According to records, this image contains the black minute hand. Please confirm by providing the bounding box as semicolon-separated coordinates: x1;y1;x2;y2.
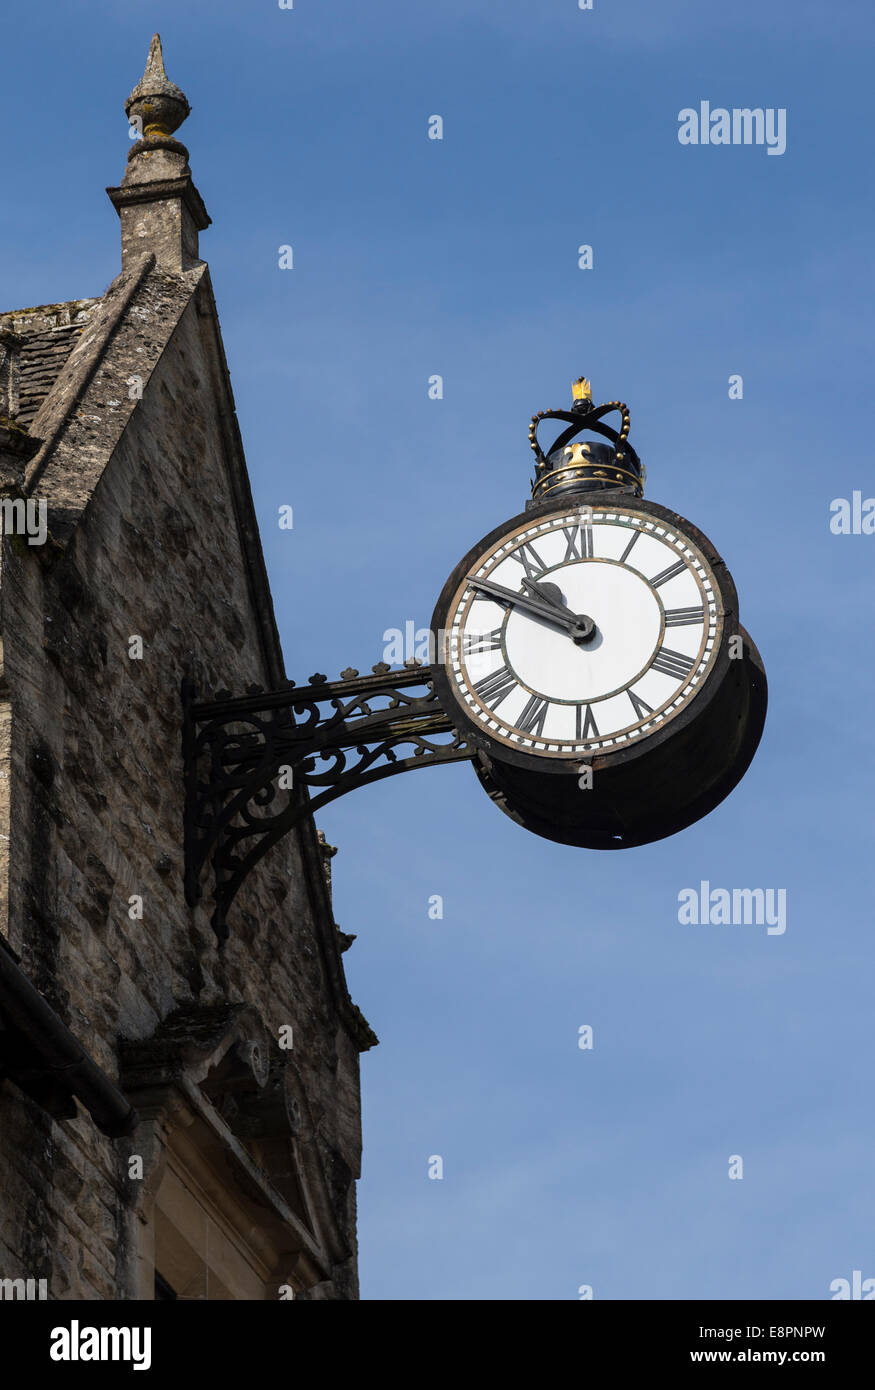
470;577;587;636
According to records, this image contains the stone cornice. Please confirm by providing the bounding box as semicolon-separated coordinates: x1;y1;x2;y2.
106;175;211;232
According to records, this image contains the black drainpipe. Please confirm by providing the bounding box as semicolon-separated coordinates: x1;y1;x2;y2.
0;940;137;1137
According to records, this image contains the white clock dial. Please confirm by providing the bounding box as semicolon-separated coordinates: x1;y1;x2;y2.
444;507;722;756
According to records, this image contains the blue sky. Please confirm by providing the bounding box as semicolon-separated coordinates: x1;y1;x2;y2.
5;0;875;1299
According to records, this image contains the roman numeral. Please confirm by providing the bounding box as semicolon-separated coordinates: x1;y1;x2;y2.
510;541;546;579
619;528;641;563
562;521;593;560
664;605;704;627
463;628;503;655
474;664;517;710
628;688;653;721
575;704;599;740
649;557;687;589
517;694;549;737
651;645;694;680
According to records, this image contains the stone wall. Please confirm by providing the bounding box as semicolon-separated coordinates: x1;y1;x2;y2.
0;273;367;1298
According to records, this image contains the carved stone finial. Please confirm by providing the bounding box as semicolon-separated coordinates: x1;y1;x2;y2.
107;33;211;272
126;34;191;139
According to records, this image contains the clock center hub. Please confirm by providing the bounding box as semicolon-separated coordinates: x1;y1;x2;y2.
570;613;596;645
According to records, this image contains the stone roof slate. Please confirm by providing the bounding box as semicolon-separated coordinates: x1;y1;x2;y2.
0;300;97;428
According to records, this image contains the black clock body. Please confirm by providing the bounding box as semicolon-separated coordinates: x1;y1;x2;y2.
430;491;767;849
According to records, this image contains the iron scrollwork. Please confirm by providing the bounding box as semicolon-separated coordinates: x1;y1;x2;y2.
183;664;473;941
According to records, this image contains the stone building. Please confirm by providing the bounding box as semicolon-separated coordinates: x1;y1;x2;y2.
0;36;375;1300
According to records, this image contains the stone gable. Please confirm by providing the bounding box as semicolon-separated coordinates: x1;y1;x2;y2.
0;35;372;1301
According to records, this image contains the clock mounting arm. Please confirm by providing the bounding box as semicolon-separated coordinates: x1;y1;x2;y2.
182;663;473;942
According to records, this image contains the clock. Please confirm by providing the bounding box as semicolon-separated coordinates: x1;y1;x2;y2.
429;379;766;848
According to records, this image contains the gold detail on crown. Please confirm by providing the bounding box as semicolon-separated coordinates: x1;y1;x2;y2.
571;377;592;403
563;443;592;463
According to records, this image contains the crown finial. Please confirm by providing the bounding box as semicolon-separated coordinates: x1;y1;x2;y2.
528;378;644;501
126;33;191;138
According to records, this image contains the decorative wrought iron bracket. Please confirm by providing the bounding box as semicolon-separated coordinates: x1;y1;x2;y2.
183;664;474;941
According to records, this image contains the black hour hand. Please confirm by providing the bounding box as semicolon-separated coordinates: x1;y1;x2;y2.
520;577;566;611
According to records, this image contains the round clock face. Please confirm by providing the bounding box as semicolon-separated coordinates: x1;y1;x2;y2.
441;504;724;758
